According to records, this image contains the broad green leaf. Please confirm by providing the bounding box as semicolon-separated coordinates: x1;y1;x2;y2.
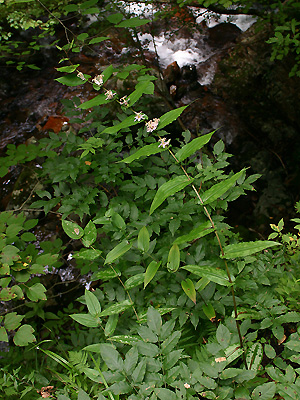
4;312;23;331
138;307;175;323
181;265;231;286
144;261;161;288
201;169;245;205
222;240;281;259
175;131;214;162
77;33;89;41
99;300;132;317
70;313;100;327
79;94;109;109
26;283;47;302
124;273;145;290
109;335;140;345
138;226;150;252
85;289;101;316
77;389;90;400
181;278;196;304
116;17;151;28
137;341;159;357
35;253;58;266
246;343;263;371
62;220;84;240
124;347;138;375
104;314;118;336
216;324;231;349
107;382;131;395
167;244;180;272
157;106;188;130
202;303;216;321
1;245;20;265
154;388;176;400
89;36;109;44
252;382;276;400
163;349;182;370
104;240;132;264
150;175;193;215
121;143;163;164
73;249;102;260
132;359;146;383
111;212;125;230
0;326;8;342
91;268;121;281
82;221;97;247
173;221;213;244
107;13;123;24
102;115;146;135
161;331;181;354
128;80;154;106
55;73;88;86
147;307;162;335
99;343;123;371
13;324;35;346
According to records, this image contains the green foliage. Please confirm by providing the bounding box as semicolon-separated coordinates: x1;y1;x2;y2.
1;5;300;400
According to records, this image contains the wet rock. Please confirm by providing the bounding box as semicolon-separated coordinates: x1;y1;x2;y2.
207;23;241;48
163;61;181;86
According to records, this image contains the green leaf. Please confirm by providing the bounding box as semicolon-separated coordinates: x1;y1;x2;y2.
56;64;79;73
4;312;23;331
154;388;176;400
99;343;123;371
73;249;102;260
26;283;47;302
70;313;100;327
157;106;187;130
121;143;163;164
111;212;126;230
0;326;8;342
82;221;97;247
181;278;196;304
161;331;181;354
62;220;84;240
137;341;159;357
144;261;161;288
79;94;109;109
109;335;140;345
55;73;87;86
124;273;145;290
77;389;90;400
138;226;150;252
21;232;36;241
107;13;123;24
201;169;245;205
85;289;101;316
77;33;89;41
116;17;151;28
102;115;145;135
175;131;214;162
222;241;281;259
173;221;213;244
216;324;231;349
104;240;132;264
252;382;276;400
89;36;109;44
104;314;118;336
124;347;138;375
246;343;263;371
147;307;162;335
13;324;36;346
91;268;121;281
150;175;193;215
99;300;132;317
128;80;154;106
167;244;180;272
181;265;231;286
202;303;216;321
132;359;146;383
107;382;131;395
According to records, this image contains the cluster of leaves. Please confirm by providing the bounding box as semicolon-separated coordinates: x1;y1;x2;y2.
1;7;300;400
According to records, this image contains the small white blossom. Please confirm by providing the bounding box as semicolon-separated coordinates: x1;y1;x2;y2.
77;71;86;81
92;74;104;86
119;96;130;107
67;253;73;261
105;90;116;100
134;112;147;122
184;383;190;389
158;137;171;148
146;118;160;132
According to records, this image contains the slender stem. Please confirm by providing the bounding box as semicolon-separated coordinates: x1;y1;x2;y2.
168;148;246;364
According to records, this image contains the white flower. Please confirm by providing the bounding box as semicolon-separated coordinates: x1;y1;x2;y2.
134;112;147;122
146;118;160;132
105;90;116;100
119;96;130;107
77;71;86;81
92;74;104;86
184;383;190;389
158;137;171;148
